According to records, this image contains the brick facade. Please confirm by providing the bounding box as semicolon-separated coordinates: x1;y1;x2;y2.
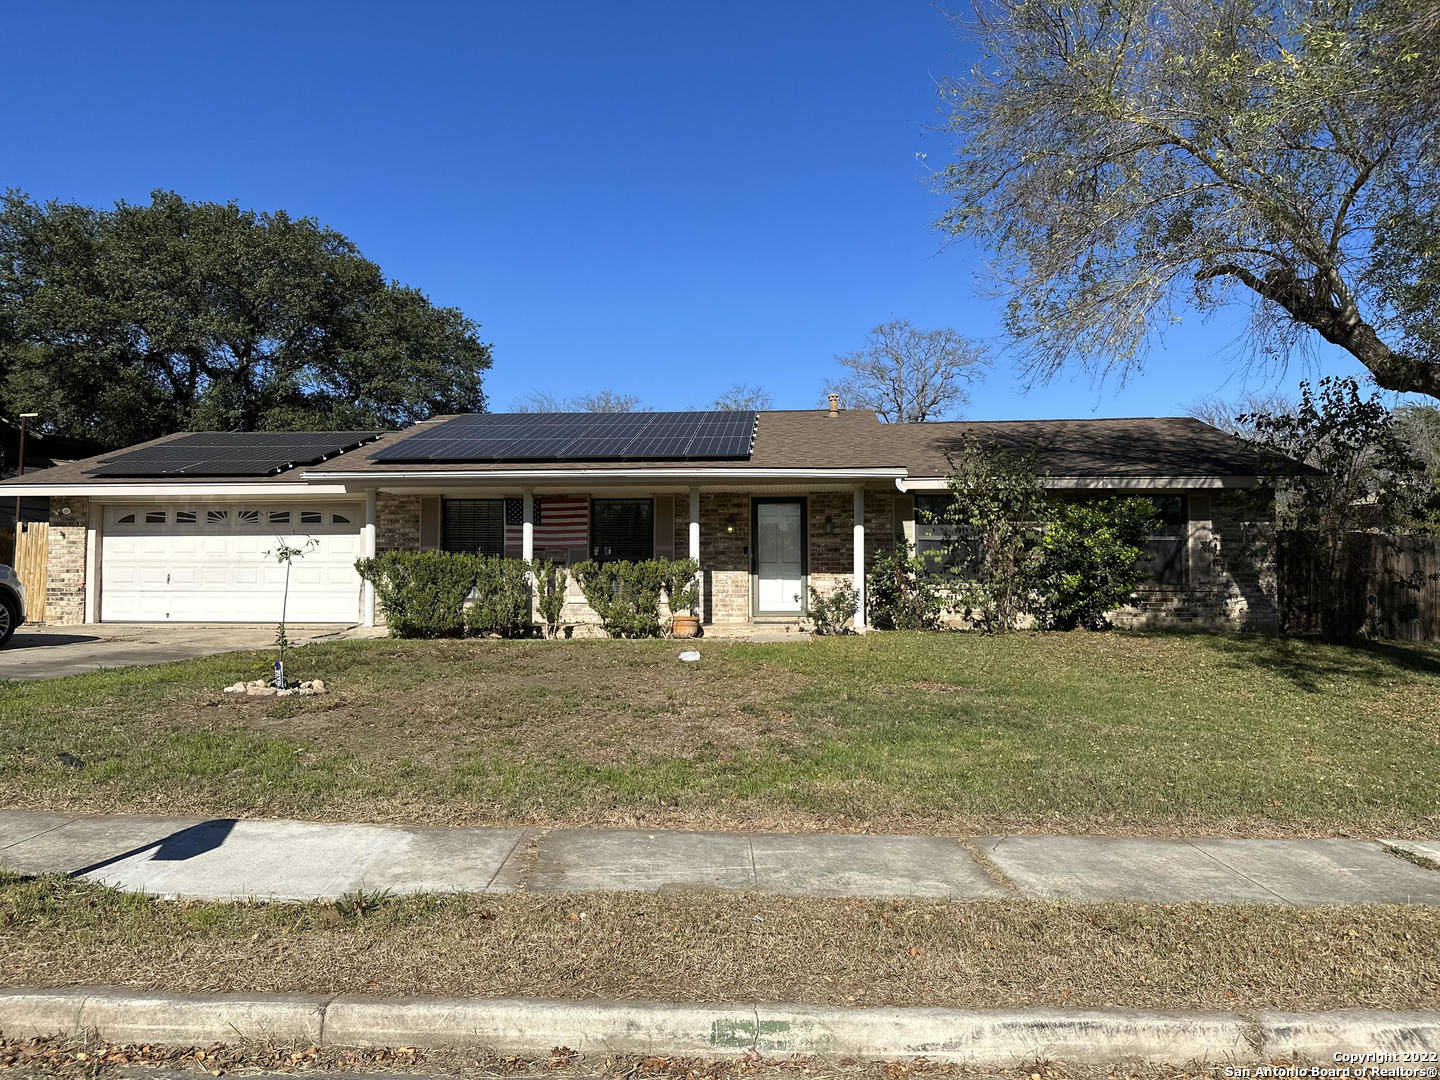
377;492;422;553
372;493;422;626
1110;490;1278;631
672;495;690;559
699;492;751;623
45;497;89;625
801;490;889;623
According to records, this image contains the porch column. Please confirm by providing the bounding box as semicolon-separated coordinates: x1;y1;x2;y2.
521;489;535;561
362;488;377;627
689;486;701;619
853;485;866;630
84;515;98;624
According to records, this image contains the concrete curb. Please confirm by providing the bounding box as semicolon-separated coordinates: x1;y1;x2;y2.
1;989;1438;1064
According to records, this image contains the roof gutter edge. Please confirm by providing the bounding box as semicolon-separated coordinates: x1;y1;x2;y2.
899;474;1261;491
302;466;910;482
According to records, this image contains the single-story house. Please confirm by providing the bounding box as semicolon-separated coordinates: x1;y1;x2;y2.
0;403;1277;630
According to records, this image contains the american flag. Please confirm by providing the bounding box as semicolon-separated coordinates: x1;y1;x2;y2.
505;497;589;555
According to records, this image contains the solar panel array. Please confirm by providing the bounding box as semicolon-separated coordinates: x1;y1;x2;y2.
373;411;759;463
88;431;384;477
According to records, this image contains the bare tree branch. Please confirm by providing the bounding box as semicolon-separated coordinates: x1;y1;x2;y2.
833;319;991;422
934;0;1440;398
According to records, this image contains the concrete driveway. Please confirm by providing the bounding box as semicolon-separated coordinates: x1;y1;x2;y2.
0;623;380;681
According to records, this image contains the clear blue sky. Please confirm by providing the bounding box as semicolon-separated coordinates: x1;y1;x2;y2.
5;1;1368;420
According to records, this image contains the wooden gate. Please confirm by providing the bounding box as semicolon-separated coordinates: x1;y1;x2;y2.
13;521;48;623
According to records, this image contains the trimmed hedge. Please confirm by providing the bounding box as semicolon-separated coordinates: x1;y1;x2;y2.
355;551;535;639
466;556;533;637
571;557;699;638
356;552;701;640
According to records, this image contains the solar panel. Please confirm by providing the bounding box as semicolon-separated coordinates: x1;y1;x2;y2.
374;411;758;463
89;431;384;477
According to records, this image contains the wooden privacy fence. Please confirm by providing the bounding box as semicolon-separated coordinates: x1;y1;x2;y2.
1277;530;1440;642
12;521;48;623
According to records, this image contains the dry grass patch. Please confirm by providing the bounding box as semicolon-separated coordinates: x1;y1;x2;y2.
0;1038;1250;1080
229;640;815;767
4;873;1439;1012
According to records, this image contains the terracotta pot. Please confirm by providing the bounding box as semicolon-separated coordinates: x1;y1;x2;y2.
671;614;701;639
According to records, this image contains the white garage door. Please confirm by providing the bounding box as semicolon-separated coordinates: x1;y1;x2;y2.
101;504;365;623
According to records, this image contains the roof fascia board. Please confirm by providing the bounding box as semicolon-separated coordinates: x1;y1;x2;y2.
899;475;1259;491
304;466;909;483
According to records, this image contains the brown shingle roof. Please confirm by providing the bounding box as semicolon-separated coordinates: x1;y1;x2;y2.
0;411;1264;488
878;417;1264;478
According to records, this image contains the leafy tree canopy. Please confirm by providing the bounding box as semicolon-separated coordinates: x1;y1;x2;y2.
935;0;1440;398
1243;376;1439;534
0;190;492;448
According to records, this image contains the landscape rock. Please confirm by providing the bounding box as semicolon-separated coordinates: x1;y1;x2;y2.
221;678;329;697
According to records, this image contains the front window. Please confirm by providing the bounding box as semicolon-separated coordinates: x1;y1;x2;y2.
590;498;654;562
913;493;980;579
442;499;505;555
1143;495;1188;586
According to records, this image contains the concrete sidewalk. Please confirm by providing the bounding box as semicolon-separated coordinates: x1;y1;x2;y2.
1;809;1438;905
0;623;382;681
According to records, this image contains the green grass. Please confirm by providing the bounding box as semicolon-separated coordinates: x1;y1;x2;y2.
3;871;1437;1011
2;631;1438;835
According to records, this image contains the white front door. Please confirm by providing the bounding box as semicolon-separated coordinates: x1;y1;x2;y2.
755;500;804;613
100;504;365;622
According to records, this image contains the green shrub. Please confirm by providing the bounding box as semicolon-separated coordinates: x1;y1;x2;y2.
531;559;568;638
571;558;698;638
806;582;859;635
658;558;700;622
935;435;1050;632
355;551;480;638
867;544;944;630
466;555;534;637
1034;498;1158;630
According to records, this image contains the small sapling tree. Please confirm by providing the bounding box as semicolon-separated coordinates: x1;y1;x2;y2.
264;536;319;687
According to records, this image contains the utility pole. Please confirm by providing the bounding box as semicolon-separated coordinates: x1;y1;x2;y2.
13;413;38;540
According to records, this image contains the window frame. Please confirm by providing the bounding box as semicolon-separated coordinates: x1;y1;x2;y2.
1141;494;1189;587
590;497;655;563
441;498;506;555
912;493;981;580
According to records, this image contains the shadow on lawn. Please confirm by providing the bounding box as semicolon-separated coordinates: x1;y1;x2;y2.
1191;633;1440;693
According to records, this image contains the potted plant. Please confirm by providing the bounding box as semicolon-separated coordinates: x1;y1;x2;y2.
664;558;701;639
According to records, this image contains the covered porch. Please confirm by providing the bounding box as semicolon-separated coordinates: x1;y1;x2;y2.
361;479;905;630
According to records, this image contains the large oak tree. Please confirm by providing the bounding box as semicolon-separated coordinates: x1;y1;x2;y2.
935;0;1440;397
0;190;492;447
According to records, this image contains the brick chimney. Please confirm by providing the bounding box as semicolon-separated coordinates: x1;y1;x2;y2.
826;393;840;417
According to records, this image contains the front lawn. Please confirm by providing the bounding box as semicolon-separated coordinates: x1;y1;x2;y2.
2;631;1438;836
